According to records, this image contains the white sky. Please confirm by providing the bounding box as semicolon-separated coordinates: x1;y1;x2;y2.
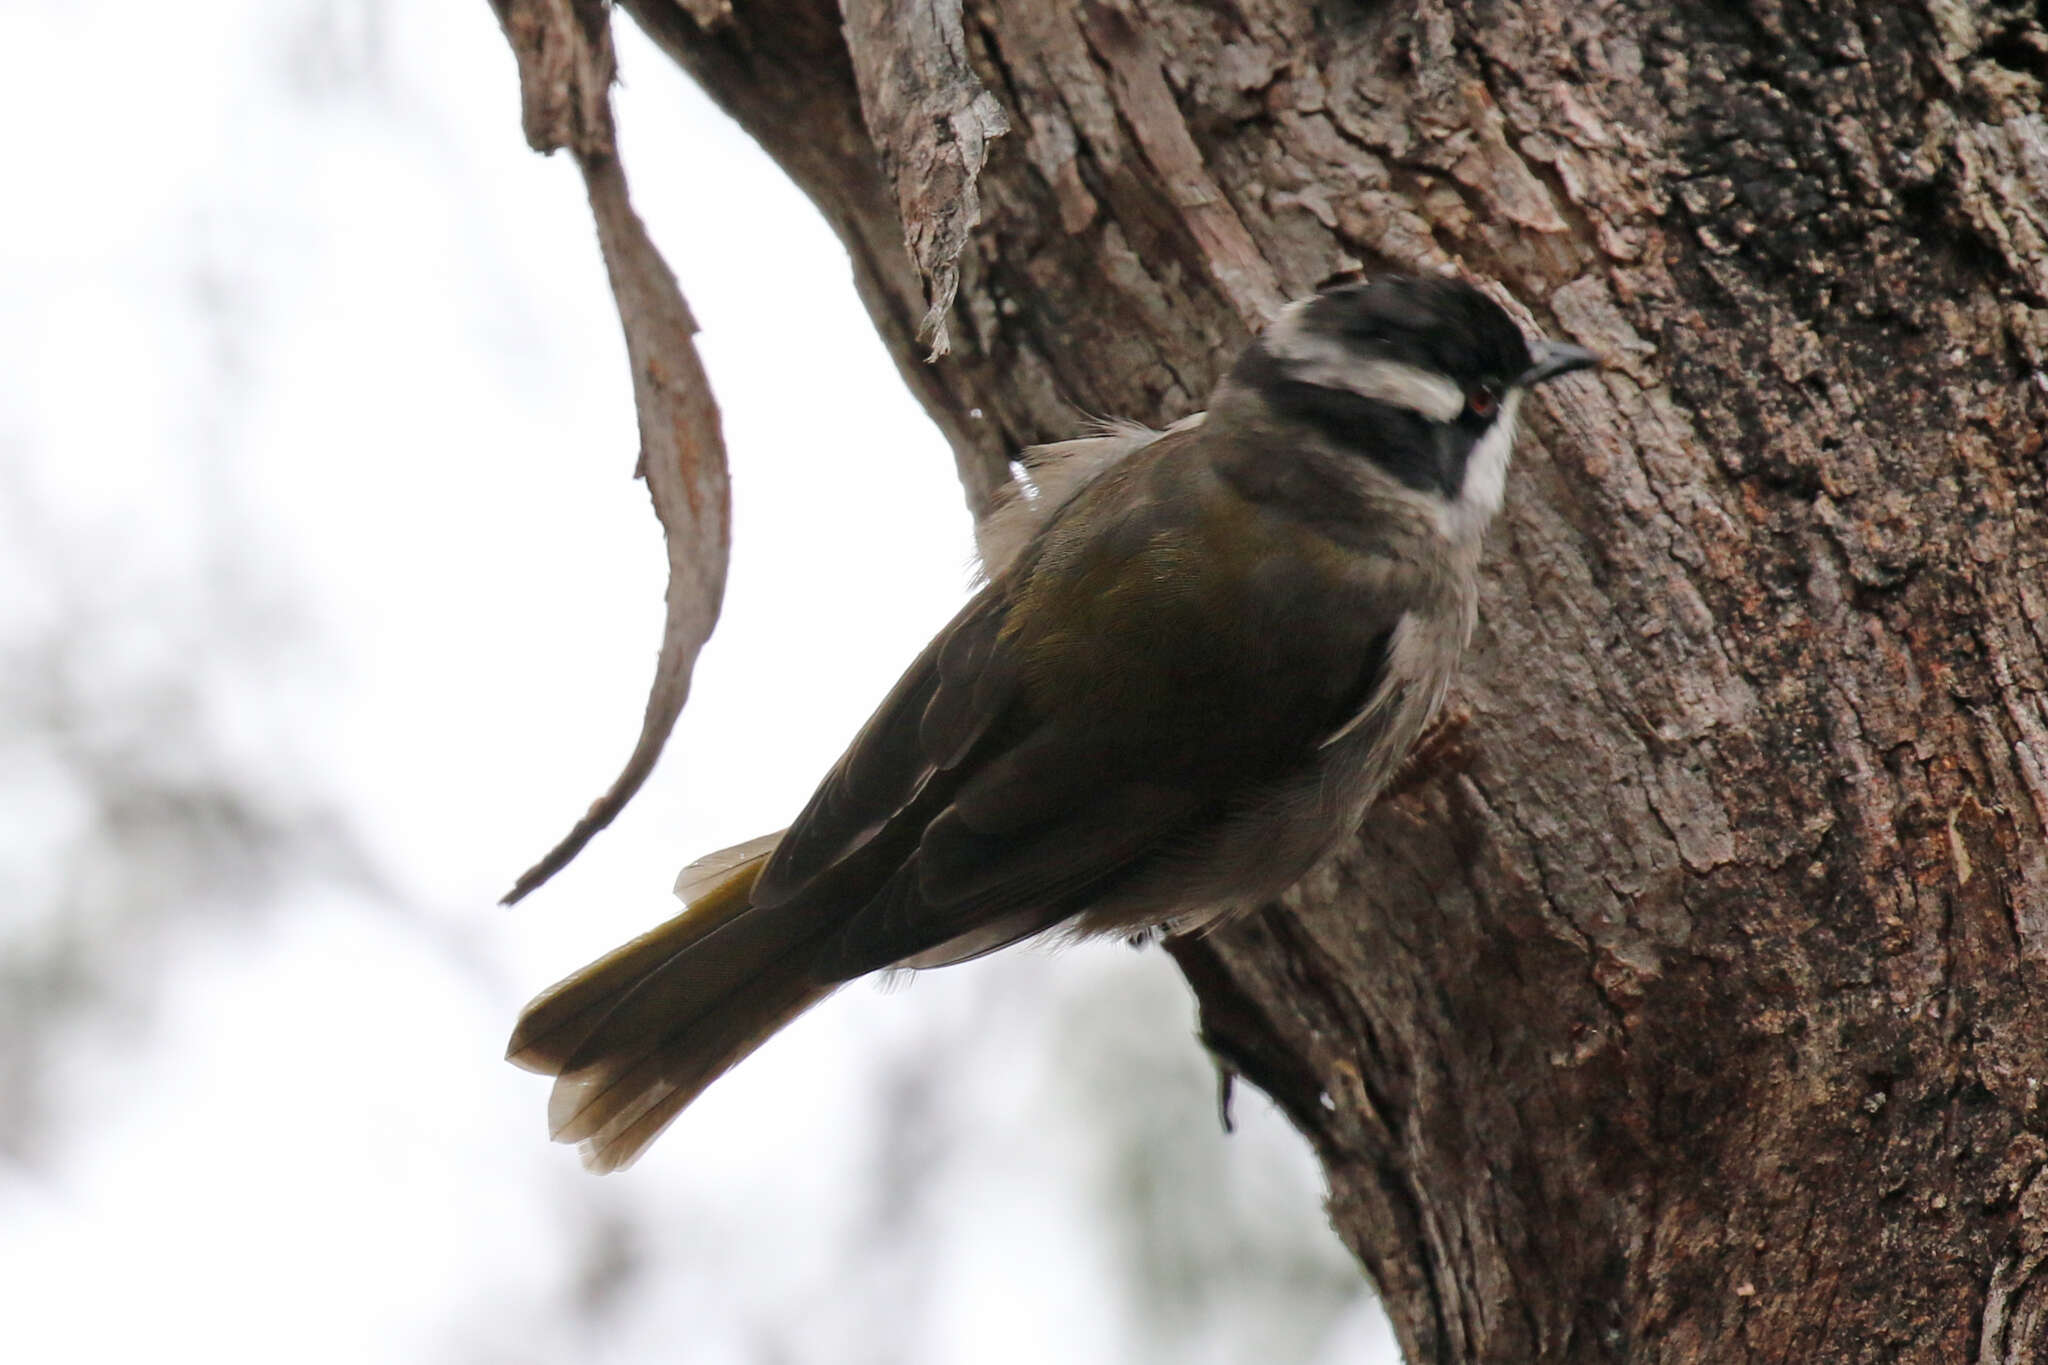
0;3;1398;1361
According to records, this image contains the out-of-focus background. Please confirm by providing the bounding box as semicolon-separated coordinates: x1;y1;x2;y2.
0;4;1399;1360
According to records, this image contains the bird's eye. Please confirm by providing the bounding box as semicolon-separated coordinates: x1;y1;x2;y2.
1466;385;1499;418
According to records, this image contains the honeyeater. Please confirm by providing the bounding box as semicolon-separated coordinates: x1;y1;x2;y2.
509;273;1598;1171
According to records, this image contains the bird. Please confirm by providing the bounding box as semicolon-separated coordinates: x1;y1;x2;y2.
508;273;1598;1171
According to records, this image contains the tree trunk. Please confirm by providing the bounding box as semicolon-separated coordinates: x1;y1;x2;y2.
618;1;2048;1359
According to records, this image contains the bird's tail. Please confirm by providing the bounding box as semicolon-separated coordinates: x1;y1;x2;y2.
506;831;833;1172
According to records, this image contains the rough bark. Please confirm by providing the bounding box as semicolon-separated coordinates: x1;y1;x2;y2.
615;1;2048;1360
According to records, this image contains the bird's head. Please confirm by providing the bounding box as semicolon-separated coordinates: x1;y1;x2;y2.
1224;274;1597;522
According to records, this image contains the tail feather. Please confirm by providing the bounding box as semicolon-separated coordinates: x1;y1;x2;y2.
561;967;833;1172
506;848;760;1075
671;831;785;901
507;832;835;1173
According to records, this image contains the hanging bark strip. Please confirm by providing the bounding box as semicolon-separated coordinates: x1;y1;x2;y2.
488;0;732;905
839;0;1010;359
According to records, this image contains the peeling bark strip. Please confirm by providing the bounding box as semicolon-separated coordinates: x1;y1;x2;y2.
579;1;2048;1360
840;0;1009;357
494;0;616;156
488;0;731;904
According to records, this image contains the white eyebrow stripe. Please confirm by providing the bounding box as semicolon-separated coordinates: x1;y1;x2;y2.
1260;313;1465;422
1335;359;1465;423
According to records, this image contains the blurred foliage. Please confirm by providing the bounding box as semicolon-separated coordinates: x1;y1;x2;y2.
0;475;377;1165
0;3;1388;1359
1061;957;1369;1363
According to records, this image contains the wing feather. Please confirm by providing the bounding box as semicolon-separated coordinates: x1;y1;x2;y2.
752;592;1014;910
758;426;1430;983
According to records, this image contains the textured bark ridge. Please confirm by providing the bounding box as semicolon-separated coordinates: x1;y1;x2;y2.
621;2;2048;1360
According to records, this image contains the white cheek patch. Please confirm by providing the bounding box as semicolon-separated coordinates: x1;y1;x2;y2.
1261;315;1465;422
1441;390;1521;542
